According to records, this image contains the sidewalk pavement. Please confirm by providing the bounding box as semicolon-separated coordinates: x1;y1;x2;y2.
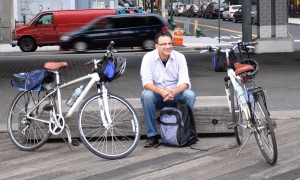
0;36;231;53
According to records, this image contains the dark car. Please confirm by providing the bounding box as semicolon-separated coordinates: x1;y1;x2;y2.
233;6;257;24
232;8;242;23
196;4;208;18
185;4;199;17
59;14;169;52
205;2;228;19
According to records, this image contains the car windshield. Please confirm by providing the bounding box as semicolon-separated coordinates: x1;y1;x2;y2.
81;17;103;30
213;3;227;8
232;6;241;10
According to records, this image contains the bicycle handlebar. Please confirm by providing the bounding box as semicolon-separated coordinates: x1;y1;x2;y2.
194;40;257;53
85;41;117;66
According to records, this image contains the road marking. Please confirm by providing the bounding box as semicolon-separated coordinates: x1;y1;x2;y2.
175;20;257;37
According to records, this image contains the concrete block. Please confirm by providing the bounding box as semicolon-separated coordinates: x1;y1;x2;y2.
254;36;294;53
59;96;234;140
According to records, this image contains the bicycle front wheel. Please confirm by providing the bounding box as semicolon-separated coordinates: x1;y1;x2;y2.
78;93;140;160
253;93;278;165
7;89;54;151
229;81;243;145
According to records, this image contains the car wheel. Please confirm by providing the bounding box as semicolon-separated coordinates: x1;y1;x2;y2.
19;37;37;52
210;14;213;19
73;41;88;53
233;17;237;23
142;40;155;50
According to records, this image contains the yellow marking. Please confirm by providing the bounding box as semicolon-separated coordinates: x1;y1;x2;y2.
175;20;257;37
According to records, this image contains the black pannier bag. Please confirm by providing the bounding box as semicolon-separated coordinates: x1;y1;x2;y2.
159;101;198;147
212;49;239;72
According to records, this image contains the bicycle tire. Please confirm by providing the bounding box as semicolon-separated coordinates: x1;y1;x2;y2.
78;93;140;160
229;81;243;145
7;89;55;151
253;93;278;165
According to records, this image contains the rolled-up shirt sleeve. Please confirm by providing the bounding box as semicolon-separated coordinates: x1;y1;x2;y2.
176;53;191;89
141;52;153;87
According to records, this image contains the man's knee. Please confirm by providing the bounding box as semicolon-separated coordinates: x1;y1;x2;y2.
182;89;196;100
181;89;196;109
141;90;155;100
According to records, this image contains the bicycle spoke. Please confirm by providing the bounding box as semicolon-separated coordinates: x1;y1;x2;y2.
79;93;140;160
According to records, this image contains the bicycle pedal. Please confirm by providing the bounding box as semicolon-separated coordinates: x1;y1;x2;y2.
71;139;80;146
227;122;237;129
43;104;53;111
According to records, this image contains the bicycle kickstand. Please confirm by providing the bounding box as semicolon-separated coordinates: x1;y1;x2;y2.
60;124;80;150
236;130;254;156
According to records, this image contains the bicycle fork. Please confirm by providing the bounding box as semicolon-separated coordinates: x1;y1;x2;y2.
97;83;113;129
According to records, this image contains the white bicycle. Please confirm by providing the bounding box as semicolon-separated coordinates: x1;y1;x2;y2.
7;41;140;160
196;41;278;165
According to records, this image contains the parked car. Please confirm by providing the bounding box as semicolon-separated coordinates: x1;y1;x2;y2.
174;4;186;16
233;6;257;24
196;3;208;18
182;4;192;17
205;2;228;19
168;2;183;16
185;4;199;17
59;14;169;52
222;5;241;21
10;9;117;52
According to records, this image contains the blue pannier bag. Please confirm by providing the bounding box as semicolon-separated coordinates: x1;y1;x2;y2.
104;60;115;79
212;50;239;72
11;70;55;91
159;101;198;147
99;59;115;82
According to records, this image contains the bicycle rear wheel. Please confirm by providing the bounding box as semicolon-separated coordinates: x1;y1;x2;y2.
7;89;54;151
78;93;140;160
253;93;278;165
229;81;243;145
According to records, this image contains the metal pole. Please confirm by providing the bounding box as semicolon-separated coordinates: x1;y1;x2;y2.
170;0;174;23
242;0;252;42
218;0;220;43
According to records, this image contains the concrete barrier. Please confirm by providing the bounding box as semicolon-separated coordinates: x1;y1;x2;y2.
62;96;234;139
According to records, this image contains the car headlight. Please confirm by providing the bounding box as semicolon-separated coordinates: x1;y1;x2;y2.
60;36;72;41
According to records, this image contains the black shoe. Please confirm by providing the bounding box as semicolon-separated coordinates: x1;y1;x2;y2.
144;136;159;148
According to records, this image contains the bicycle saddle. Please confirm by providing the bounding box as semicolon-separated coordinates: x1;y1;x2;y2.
44;62;68;71
234;62;254;76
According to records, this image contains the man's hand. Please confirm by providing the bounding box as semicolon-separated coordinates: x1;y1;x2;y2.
162;88;177;102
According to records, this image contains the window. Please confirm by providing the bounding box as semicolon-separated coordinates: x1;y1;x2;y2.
37;14;53;25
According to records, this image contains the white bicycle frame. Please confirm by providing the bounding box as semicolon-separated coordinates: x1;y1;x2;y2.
226;69;251;121
24;70;112;141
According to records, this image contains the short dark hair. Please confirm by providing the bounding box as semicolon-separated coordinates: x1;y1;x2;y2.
155;31;173;44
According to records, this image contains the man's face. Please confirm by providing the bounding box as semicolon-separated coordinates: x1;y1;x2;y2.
155;35;173;58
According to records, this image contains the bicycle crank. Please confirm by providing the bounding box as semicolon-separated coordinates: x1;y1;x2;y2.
49;113;65;135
